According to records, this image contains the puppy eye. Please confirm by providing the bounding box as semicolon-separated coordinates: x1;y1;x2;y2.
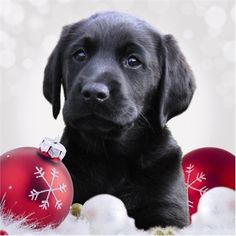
124;55;142;69
73;48;86;62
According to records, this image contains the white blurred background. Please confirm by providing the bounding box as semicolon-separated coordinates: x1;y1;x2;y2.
0;0;235;155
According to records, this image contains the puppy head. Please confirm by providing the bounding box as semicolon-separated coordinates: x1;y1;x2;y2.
43;12;195;138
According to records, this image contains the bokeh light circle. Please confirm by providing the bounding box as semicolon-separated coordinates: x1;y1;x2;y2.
205;6;226;29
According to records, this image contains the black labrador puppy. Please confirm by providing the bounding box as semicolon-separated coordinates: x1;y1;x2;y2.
43;12;195;230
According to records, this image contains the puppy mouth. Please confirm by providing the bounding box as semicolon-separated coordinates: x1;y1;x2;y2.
69;114;134;137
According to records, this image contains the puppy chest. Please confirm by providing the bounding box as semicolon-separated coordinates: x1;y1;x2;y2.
73;159;131;201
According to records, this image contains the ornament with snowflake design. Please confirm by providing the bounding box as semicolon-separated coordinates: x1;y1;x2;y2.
182;147;235;218
184;164;208;209
29;166;67;210
0;138;74;229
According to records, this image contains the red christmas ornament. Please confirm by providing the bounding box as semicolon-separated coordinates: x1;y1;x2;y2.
182;147;235;218
0;138;74;229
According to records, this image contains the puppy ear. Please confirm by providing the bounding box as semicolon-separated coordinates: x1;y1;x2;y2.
43;26;70;119
157;34;196;127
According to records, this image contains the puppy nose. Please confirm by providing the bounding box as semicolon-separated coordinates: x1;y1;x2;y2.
81;83;110;102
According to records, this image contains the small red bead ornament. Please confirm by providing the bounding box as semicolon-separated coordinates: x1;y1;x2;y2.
0;230;8;235
182;147;235;218
0;138;74;229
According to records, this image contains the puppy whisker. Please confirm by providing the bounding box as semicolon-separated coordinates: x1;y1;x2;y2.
138;112;155;134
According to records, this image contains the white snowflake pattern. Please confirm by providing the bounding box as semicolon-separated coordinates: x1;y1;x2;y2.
28;166;67;210
185;164;209;208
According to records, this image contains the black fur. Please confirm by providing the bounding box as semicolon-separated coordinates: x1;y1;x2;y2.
43;12;195;230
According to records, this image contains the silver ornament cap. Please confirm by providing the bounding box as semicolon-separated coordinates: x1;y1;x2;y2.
39;137;66;160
